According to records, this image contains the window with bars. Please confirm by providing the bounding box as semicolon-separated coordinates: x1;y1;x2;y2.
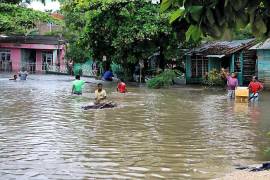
234;53;241;73
191;56;208;78
0;49;11;61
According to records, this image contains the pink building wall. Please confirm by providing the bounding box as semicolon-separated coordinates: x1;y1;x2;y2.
0;43;66;73
10;48;21;72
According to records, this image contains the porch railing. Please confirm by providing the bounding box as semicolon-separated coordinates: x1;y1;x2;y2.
46;64;68;74
0;60;12;72
20;62;36;74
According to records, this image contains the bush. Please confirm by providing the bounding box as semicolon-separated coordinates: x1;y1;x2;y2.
202;69;224;87
147;69;178;89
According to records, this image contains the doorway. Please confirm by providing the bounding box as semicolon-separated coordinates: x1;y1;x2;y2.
21;49;36;73
42;51;53;70
221;56;230;69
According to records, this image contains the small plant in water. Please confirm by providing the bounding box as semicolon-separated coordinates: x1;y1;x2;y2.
147;69;179;89
202;69;224;87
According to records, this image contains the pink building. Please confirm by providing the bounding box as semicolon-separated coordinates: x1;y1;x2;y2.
0;35;66;73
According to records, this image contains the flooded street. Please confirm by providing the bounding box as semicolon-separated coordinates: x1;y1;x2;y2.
0;74;270;179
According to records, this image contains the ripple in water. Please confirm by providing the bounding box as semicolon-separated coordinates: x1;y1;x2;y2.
0;74;270;179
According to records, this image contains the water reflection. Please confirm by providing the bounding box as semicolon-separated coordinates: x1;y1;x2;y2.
0;74;270;179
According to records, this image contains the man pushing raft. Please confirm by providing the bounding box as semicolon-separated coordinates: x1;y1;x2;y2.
82;83;116;110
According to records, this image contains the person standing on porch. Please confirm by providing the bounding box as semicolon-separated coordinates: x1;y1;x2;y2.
221;68;238;99
92;60;99;76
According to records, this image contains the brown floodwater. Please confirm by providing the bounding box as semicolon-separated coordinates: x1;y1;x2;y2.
0;74;270;179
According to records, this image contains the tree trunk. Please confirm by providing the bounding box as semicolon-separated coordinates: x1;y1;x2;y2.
159;33;166;70
159;45;165;70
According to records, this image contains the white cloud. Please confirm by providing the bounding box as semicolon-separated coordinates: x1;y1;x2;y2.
28;0;60;12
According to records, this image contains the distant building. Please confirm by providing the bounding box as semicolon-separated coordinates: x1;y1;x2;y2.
250;39;270;88
0;35;66;73
36;13;64;35
185;39;256;85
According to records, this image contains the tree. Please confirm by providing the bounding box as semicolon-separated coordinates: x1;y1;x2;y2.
0;0;46;4
0;0;21;3
63;0;180;73
0;3;60;34
161;0;270;41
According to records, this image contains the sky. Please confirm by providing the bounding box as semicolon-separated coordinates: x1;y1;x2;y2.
27;0;160;12
28;0;60;12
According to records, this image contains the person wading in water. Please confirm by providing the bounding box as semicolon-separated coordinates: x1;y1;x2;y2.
221;68;238;99
117;79;127;93
248;76;263;102
9;74;17;81
72;75;85;95
18;67;28;80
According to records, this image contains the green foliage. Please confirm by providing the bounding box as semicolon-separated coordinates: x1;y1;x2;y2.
0;0;21;3
65;43;91;63
0;3;59;34
202;69;224;87
62;0;180;66
160;0;270;41
111;63;134;81
147;69;178;89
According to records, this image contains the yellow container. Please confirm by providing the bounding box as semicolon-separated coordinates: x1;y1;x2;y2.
235;87;249;97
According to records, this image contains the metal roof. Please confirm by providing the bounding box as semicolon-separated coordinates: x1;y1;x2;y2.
250;39;270;50
187;38;256;57
0;35;65;45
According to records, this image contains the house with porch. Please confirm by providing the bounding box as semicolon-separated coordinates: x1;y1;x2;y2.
185;39;256;85
0;35;66;73
250;39;270;88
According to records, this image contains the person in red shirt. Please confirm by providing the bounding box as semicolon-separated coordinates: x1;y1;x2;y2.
117;79;127;93
248;76;263;102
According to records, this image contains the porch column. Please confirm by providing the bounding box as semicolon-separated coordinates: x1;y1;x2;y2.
53;50;57;65
36;50;42;73
185;55;191;83
11;48;21;72
230;54;235;73
59;48;66;71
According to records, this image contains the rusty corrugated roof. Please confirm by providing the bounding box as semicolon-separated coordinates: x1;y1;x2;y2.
187;38;256;57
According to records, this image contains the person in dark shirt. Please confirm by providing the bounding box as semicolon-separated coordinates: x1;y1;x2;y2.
102;69;113;81
9;74;17;81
